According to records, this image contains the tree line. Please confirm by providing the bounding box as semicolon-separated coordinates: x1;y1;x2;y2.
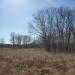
30;7;75;52
10;32;31;48
0;7;75;52
0;32;31;48
0;32;41;48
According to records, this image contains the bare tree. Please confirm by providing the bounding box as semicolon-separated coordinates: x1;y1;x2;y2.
64;8;75;51
29;8;56;51
55;7;66;51
15;34;22;45
22;35;31;46
10;32;16;48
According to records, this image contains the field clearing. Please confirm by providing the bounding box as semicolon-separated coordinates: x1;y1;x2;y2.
0;48;75;75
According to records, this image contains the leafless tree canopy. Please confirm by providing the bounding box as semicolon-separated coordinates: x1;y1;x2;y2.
30;7;75;52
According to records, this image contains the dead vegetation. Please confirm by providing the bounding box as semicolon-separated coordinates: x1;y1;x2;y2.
0;48;75;75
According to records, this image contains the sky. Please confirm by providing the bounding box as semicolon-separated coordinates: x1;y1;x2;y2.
0;0;75;43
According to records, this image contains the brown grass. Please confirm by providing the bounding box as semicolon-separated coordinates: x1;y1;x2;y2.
0;48;75;75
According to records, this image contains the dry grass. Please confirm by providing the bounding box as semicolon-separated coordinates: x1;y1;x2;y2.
0;48;75;75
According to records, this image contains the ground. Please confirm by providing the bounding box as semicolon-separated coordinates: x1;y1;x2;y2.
0;48;75;75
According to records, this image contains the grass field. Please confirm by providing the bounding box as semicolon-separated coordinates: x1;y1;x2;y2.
0;48;75;75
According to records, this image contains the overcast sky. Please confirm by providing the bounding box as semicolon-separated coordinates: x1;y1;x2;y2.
0;0;75;43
